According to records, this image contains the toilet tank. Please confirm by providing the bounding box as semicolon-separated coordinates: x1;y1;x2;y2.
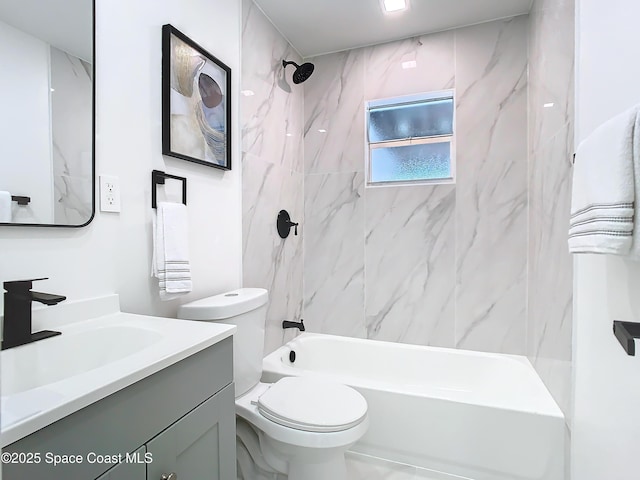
177;288;268;397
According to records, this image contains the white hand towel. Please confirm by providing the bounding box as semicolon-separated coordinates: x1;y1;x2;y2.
0;191;12;222
569;104;640;256
152;202;192;300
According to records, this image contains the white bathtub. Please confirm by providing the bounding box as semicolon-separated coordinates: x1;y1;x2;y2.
262;333;564;480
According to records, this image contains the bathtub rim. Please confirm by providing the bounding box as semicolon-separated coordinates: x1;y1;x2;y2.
262;332;564;418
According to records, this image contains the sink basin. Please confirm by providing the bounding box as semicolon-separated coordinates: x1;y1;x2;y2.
0;295;236;448
1;325;163;395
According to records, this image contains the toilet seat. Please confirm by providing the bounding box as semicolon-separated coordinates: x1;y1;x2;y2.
257;377;368;433
236;380;369;449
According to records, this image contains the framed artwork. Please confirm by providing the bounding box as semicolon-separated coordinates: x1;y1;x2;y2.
162;24;231;170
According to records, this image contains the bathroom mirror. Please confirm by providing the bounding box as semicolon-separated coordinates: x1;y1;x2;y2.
0;0;94;227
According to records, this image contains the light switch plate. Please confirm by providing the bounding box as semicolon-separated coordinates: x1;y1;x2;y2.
100;175;121;213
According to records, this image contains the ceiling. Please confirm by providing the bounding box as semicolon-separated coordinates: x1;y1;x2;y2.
253;0;533;58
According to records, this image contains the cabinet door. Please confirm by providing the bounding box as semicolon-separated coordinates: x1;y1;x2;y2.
146;383;236;480
96;447;147;480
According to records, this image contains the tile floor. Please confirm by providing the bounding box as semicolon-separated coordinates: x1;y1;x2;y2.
346;452;473;480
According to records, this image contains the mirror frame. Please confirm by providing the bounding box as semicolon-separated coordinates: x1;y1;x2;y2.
1;0;95;228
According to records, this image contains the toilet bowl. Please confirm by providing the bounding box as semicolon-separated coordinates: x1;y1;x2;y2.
238;379;368;479
178;288;368;480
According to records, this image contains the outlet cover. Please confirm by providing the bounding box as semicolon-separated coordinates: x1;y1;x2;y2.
99;175;121;213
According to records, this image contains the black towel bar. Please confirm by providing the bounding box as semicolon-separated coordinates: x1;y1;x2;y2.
11;195;30;206
613;320;640;356
151;170;187;209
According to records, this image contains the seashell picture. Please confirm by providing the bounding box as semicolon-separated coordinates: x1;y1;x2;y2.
162;24;231;170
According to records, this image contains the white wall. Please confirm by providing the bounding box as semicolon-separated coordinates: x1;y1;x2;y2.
0;0;242;318
572;0;640;478
0;20;53;224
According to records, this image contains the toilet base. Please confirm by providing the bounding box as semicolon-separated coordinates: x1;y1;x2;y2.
260;433;349;480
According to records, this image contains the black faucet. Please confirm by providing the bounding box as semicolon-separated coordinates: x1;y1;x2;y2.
282;319;305;332
2;278;66;350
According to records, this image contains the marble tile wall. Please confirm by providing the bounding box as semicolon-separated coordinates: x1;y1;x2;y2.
243;3;574;405
50;46;93;225
303;17;529;355
241;0;304;354
454;18;528;353
527;0;575;422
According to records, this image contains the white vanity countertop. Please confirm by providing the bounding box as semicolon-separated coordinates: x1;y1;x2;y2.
0;295;235;447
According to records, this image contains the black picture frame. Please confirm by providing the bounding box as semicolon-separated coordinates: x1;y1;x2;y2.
162;24;232;170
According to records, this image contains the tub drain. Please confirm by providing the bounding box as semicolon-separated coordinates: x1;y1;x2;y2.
289;350;296;363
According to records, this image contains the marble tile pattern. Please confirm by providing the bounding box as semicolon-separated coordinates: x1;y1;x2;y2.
303;172;366;338
246;3;571;381
50;46;93;225
528;0;575;156
363;30;455;100
304;49;365;175
364;185;455;347
527;0;575;423
241;0;305;354
243;155;304;353
454;17;529;354
241;0;304;174
303;17;530;354
528;124;573;422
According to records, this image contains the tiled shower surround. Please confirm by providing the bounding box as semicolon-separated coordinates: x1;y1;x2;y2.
527;0;575;421
304;17;529;353
242;1;573;421
241;0;304;354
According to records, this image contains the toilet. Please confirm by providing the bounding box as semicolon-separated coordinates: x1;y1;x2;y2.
178;288;368;480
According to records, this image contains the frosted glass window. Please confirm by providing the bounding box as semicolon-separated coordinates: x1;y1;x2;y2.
369;98;453;143
371;142;451;183
366;90;455;186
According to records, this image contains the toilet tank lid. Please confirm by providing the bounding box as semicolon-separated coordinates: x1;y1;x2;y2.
178;288;268;320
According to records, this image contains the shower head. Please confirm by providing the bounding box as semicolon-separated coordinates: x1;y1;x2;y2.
282;60;315;84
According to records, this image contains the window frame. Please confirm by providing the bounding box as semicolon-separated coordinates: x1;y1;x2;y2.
365;89;456;188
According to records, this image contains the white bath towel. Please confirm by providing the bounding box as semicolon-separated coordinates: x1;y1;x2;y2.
0;191;11;222
152;202;192;300
569;105;640;257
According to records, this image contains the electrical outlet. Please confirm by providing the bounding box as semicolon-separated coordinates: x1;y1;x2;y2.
100;175;121;213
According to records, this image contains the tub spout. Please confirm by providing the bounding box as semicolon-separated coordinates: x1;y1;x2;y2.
282;319;305;332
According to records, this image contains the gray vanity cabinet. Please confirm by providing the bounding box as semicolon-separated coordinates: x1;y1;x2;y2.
147;384;236;480
3;337;236;480
96;448;147;480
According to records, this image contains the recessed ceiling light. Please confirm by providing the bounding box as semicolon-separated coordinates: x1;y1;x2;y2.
318;129;327;133
286;133;293;137
402;60;417;69
543;102;555;108
241;90;255;97
383;0;407;12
